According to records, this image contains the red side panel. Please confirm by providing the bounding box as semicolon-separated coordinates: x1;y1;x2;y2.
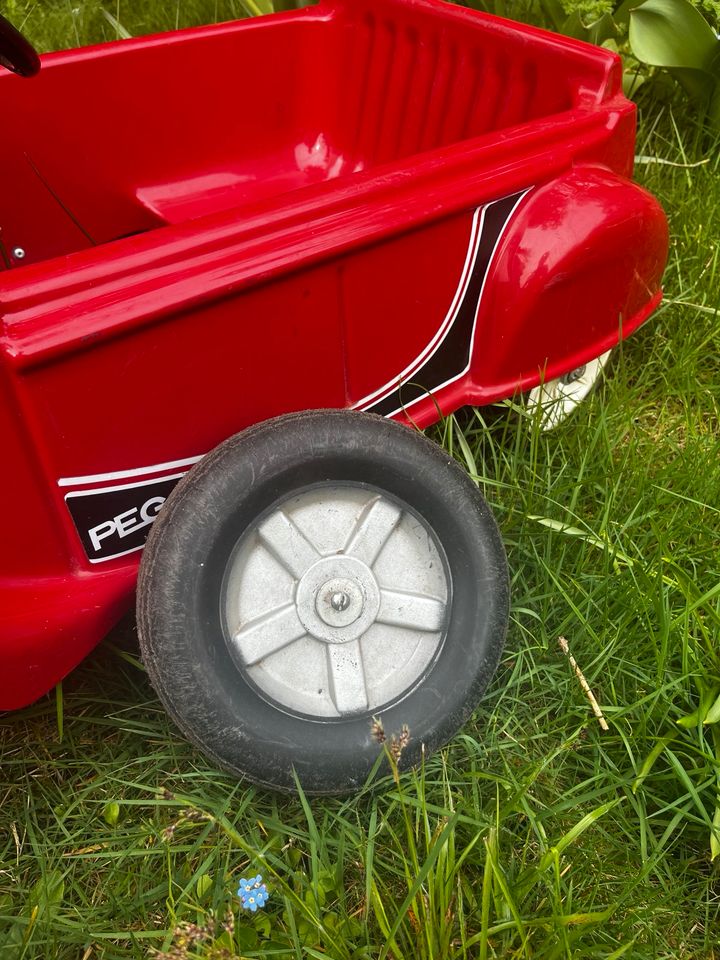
0;0;667;709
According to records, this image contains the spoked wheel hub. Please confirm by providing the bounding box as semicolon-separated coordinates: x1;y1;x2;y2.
224;486;449;718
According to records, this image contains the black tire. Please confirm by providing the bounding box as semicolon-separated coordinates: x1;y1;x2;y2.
137;410;508;794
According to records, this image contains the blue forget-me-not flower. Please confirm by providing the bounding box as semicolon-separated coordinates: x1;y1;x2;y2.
238;874;269;911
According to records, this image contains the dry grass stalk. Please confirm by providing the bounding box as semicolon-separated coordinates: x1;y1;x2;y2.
558;636;609;731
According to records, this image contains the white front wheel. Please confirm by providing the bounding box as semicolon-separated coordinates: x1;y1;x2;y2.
526;350;612;430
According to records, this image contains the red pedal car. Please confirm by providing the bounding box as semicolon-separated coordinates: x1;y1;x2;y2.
0;0;667;792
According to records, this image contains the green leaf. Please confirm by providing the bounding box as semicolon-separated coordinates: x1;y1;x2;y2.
287;846;303;868
236;924;259;949
614;0;649;26
195;873;213;898
102;801;121;827
588;12;619;46
676;683;720;727
560;12;591;42
9;872;65;948
629;0;719;72
633;732;678;791
31;871;65;913
704;691;720;725
317;869;338;896
254;910;272;937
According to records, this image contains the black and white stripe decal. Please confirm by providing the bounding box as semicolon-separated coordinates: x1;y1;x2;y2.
59;456;205;563
59;191;528;562
355;189;530;418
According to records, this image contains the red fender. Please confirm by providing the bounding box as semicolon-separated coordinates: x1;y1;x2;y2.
472;166;669;400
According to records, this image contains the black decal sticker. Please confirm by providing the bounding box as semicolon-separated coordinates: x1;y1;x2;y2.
65;473;184;563
364;191;527;416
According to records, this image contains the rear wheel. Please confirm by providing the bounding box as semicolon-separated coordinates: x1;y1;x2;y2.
526;350;612;430
137;410;509;794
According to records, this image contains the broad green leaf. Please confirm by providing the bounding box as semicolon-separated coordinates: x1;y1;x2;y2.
588;13;618;45
33;871;64;910
14;869;66;946
317;869;339;896
629;0;719;72
560;12;590;42
195;873;213;898
614;0;649;26
103;801;121;826
705;691;720;725
676;683;720;727
677;709;702;729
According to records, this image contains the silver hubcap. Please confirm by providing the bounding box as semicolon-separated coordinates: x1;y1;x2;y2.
223;485;449;718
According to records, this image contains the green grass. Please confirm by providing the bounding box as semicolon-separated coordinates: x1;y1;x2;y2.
1;5;720;958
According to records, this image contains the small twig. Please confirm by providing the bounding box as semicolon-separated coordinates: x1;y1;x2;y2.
558;636;609;731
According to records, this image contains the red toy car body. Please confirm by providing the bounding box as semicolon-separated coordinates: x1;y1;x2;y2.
0;0;667;711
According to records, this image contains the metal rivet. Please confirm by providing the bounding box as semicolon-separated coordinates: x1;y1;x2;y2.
331;592;351;612
12;247;26;260
561;365;586;385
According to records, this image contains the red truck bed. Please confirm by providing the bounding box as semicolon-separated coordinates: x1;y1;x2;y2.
0;0;667;712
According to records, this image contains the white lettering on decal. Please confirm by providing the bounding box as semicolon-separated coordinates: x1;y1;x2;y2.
114;507;138;537
89;521;117;552
88;495;167;552
140;496;165;524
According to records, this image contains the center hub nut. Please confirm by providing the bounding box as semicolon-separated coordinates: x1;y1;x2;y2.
316;577;364;627
331;592;350;612
295;555;381;644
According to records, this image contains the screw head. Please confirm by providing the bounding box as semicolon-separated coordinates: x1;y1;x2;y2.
12;247;26;260
561;364;587;385
330;591;351;613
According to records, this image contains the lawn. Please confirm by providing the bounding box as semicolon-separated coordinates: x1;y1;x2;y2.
1;3;720;958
